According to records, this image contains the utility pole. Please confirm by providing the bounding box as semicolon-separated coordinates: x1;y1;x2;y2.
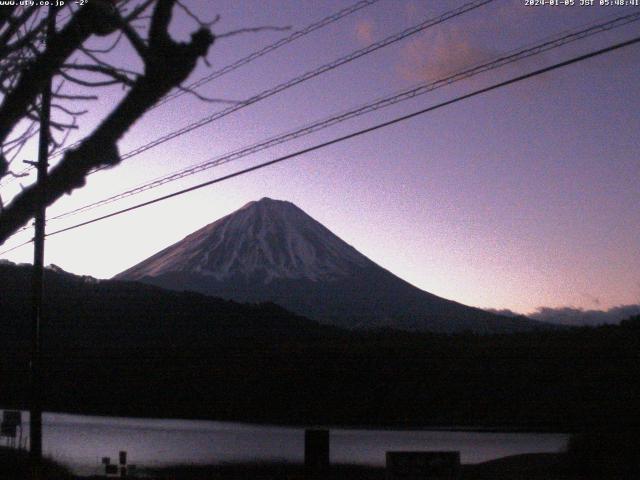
30;6;56;479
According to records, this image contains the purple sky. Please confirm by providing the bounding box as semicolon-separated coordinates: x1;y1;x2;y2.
2;0;639;315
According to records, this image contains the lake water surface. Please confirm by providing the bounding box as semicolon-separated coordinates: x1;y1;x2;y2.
8;411;568;476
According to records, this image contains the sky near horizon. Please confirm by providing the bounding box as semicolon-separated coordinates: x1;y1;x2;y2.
1;0;639;315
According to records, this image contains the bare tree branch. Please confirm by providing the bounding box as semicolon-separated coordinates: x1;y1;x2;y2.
115;16;149;59
0;7;38;53
59;70;125;88
52;92;99;101
81;31;124;54
61;63;138;86
0;5;17;30
176;1;219;28
123;0;157;22
216;25;291;39
0;11;48;58
0;0;215;244
51;103;88;117
0;4;120;146
176;85;240;104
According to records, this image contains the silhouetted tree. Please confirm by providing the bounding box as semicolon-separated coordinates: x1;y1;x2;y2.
0;0;214;244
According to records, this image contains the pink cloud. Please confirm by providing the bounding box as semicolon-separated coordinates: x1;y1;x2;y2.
395;1;543;85
355;19;375;44
398;28;493;83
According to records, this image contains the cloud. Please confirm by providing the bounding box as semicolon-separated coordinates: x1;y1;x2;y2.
355;19;375;45
487;304;640;327
487;308;525;318
395;2;572;91
398;28;493;83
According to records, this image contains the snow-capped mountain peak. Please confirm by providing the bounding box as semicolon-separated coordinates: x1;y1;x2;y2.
118;197;372;283
116;198;547;333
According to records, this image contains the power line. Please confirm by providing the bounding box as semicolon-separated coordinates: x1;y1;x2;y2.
153;0;382;109
0;237;33;256
1;0;382;186
88;0;495;172
48;10;640;222
41;35;640;240
45;0;383;162
4;0;495;236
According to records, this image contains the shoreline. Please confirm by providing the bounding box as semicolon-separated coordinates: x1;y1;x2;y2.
4;447;635;479
78;454;573;480
0;406;571;434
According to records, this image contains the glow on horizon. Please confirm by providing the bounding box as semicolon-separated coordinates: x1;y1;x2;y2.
1;0;639;316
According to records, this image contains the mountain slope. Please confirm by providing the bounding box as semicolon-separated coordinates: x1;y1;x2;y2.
118;197;373;283
0;261;337;352
116;198;545;334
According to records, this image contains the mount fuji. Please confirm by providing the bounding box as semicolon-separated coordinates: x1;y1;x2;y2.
115;198;543;333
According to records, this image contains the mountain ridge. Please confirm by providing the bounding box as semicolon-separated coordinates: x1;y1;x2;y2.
116;198;548;334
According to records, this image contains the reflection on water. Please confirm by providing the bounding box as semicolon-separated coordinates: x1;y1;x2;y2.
12;411;567;476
